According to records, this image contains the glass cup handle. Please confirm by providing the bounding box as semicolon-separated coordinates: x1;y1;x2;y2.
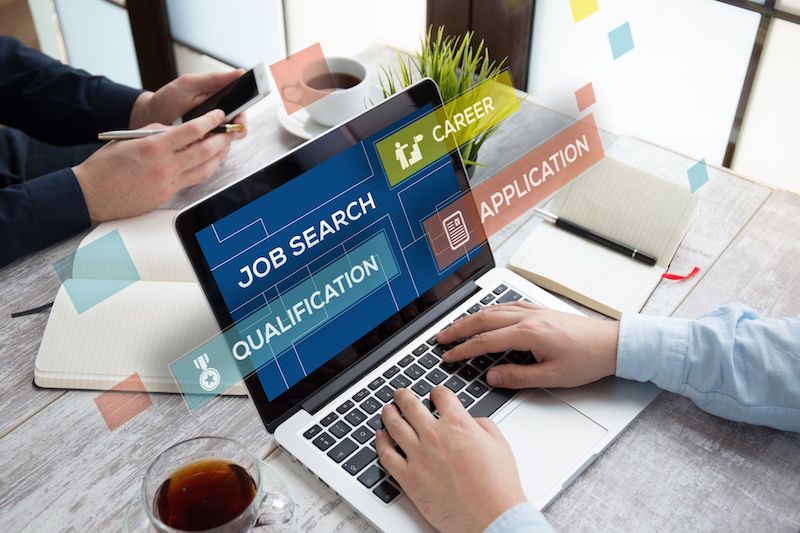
251;463;295;531
253;490;294;529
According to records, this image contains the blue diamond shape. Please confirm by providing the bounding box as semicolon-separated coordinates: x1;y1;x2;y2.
609;22;635;60
688;159;709;192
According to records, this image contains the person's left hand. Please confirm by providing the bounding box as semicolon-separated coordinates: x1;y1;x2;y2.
129;70;248;139
376;387;527;533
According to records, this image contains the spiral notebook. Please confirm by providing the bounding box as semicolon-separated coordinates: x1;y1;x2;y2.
509;157;699;319
33;210;245;395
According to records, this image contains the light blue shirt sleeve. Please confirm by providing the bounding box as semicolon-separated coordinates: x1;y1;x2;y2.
617;304;800;432
484;503;555;533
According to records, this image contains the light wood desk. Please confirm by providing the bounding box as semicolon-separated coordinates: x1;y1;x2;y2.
1;47;798;531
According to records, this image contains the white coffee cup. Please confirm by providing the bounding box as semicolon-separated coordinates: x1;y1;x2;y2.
298;57;370;127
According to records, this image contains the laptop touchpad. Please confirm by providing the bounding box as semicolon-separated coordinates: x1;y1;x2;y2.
496;389;608;505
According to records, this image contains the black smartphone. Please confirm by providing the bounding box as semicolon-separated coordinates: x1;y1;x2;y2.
176;63;269;124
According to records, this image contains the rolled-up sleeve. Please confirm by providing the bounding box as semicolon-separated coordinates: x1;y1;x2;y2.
617;305;800;432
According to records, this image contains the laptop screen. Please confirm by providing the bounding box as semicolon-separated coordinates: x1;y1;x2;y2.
177;80;492;427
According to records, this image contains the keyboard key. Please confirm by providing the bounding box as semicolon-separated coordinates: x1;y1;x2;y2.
457;313;468;320
404;363;425;380
457;392;475;408
358;465;386;488
421;398;436;414
368;377;385;390
418;353;438;369
480;293;495;305
507;350;536;364
343;447;378;476
412;379;432;397
375;386;394;402
345;408;367;426
320;413;337;427
426;335;438;346
329;420;351;439
312;432;334;451
466;303;481;314
352;426;374;444
466;380;489;398
369;439;377;449
472;355;493;371
373;481;401;503
440;361;461;373
336;400;354;414
488;351;507;360
352;388;369;402
431;344;446;356
496;290;522;304
327;438;358;463
493;284;508;295
468;388;517;418
444;376;466;392
397;355;414;367
412;344;428;356
361;397;381;414
457;365;479;381
390;375;412;389
383;366;400;378
303;424;322;440
426;368;447;385
367;413;385;430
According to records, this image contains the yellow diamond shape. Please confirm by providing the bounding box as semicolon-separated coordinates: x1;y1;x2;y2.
569;0;599;23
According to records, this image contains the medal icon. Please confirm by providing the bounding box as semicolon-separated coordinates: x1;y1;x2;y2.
193;353;220;392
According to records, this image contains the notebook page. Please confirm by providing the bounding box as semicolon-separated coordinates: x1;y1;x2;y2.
73;210;195;283
551;158;698;268
34;280;244;393
510;224;664;316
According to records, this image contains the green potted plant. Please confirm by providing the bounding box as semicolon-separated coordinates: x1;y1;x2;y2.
378;26;509;171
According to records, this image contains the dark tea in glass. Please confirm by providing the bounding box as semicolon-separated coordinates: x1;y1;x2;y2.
154;459;257;531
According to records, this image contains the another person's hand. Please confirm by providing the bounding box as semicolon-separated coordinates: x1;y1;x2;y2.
437;301;619;389
129;70;248;139
376;387;526;533
74;110;230;222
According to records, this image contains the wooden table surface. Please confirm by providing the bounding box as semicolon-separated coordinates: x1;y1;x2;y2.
1;46;798;532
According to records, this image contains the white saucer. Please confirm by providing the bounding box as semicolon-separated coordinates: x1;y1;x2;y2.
276;84;386;140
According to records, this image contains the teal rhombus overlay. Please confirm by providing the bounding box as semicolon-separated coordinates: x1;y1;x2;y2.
54;229;140;314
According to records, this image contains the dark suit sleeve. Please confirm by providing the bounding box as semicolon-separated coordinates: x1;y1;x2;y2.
0;168;90;267
0;36;142;146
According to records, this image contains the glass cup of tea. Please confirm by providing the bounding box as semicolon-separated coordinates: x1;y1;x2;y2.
126;436;295;532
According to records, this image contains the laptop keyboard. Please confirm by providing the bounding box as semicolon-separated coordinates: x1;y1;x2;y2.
300;284;537;505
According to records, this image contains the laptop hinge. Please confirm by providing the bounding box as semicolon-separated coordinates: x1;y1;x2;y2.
301;279;482;415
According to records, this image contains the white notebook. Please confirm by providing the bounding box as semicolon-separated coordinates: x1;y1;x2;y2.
509;157;699;319
34;210;245;395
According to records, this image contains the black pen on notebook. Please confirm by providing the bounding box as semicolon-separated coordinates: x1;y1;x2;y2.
97;123;243;141
534;208;657;266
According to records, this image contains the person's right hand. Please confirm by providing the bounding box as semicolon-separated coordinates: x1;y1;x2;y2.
74;109;231;223
436;301;619;389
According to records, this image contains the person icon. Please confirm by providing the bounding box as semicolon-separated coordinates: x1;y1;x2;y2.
407;133;424;166
395;141;410;169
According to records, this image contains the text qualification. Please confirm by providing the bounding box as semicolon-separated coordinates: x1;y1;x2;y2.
232;254;381;360
237;192;377;289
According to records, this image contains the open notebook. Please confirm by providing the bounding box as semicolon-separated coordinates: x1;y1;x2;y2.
34;210;245;395
509;157;699;319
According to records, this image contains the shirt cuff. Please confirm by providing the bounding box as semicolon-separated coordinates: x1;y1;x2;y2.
484;502;554;533
23;167;91;246
94;77;142;130
616;313;691;391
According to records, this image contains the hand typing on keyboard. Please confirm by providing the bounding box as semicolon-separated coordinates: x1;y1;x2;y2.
376;387;526;533
437;301;619;390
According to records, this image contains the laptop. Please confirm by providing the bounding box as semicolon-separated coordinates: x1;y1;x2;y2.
175;79;660;532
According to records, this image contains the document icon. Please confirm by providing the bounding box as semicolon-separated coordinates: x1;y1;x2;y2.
442;210;469;251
